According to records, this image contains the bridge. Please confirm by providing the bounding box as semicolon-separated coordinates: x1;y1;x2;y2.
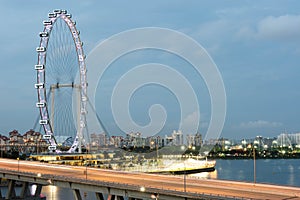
0;158;299;200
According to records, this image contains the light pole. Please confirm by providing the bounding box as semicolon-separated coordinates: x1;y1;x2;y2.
184;160;186;193
85;160;88;181
140;186;145;192
36;138;38;154
17;157;19;172
156;142;158;161
85;148;88;181
253;146;256;184
181;145;187;193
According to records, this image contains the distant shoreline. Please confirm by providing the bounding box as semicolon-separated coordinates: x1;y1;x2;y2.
208;154;300;160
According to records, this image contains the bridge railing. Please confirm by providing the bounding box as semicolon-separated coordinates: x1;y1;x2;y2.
0;167;247;200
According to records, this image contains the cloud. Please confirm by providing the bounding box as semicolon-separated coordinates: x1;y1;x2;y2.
193;19;231;41
181;19;233;55
258;15;300;39
181;111;200;134
181;111;210;134
237;15;300;42
183;111;199;125
239;120;282;128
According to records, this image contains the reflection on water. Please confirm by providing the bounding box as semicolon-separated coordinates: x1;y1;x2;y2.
31;184;37;196
41;186;101;200
42;186;75;200
183;159;300;187
37;159;300;200
212;159;300;186
287;164;295;186
188;169;218;179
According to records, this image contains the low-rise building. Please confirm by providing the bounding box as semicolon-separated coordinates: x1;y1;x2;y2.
0;134;9;152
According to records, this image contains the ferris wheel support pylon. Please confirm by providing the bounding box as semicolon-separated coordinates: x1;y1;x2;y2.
35;9;88;153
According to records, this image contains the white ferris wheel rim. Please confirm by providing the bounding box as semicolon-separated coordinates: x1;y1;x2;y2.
35;9;87;153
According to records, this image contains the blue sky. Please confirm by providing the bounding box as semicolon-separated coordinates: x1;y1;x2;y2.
0;1;300;140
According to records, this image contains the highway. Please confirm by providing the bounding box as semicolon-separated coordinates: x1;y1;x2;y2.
0;158;299;200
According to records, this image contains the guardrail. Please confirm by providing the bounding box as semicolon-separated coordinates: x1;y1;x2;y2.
0;168;247;200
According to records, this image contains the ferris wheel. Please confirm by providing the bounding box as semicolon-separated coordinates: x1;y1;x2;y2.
35;9;88;153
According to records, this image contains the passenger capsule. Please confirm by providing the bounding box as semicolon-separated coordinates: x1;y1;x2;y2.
43;135;52;140
48;13;56;18
39;119;49;125
36;47;46;52
53;9;62;14
81;96;87;101
43;20;52;26
48;145;57;151
78;55;84;61
34;83;44;89
39;32;48;37
35;64;44;70
36;102;46;108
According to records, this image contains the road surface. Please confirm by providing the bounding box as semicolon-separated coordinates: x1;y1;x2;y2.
0;158;299;199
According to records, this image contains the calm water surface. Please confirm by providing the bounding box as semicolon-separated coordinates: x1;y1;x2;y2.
40;159;300;200
192;159;300;186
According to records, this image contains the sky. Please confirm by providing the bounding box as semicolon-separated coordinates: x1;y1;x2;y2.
0;1;300;140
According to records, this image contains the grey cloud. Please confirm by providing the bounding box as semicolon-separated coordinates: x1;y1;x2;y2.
239;120;282;129
238;15;300;42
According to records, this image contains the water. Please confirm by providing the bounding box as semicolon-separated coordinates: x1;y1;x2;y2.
40;159;300;199
212;159;300;186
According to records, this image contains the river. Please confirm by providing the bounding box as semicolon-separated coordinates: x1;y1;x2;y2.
191;159;300;186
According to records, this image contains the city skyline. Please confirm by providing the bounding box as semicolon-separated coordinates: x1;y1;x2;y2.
1;128;298;146
0;1;300;140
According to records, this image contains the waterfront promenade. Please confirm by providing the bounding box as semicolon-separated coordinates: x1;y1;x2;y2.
0;158;299;199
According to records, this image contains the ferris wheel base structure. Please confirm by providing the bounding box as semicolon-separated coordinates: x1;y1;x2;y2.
35;9;88;154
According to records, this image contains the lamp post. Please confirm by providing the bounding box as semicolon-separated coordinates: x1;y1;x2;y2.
253;146;256;184
140;186;145;192
156;142;158;161
36;138;38;155
17;157;19;172
85;159;88;181
184;168;186;193
181;145;186;193
85;147;88;181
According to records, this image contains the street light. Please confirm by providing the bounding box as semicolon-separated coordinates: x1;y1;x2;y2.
85;162;88;181
17;157;19;172
140;186;146;192
151;141;159;163
253;146;256;184
83;140;88;181
184;162;186;193
156;142;158;161
83;153;88;181
181;145;187;193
